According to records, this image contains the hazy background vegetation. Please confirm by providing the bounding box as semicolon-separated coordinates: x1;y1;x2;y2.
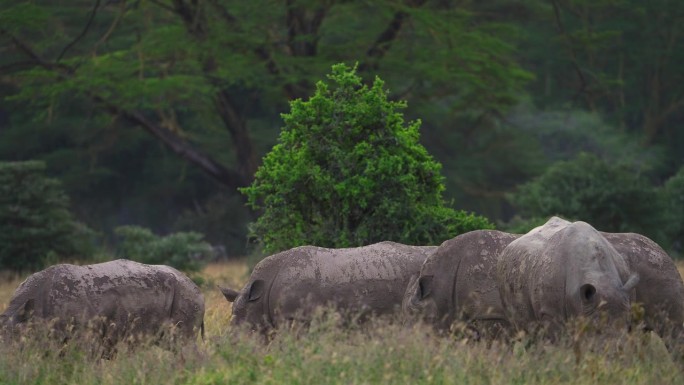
1;0;683;264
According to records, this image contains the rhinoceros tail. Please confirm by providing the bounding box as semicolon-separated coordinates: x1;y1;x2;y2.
218;285;239;302
200;320;205;341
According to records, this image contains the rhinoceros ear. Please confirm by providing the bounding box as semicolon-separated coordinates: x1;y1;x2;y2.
580;284;597;303
15;298;35;323
247;279;265;302
418;276;434;299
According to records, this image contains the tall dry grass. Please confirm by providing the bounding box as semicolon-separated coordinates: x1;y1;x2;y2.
0;271;24;315
0;260;683;385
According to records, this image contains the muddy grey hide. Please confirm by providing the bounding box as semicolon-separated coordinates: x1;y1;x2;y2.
497;217;639;336
601;231;684;339
0;259;205;343
403;230;520;339
219;242;435;331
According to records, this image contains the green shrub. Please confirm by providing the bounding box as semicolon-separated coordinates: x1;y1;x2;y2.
509;153;665;242
114;226;211;273
0;160;95;271
240;63;492;253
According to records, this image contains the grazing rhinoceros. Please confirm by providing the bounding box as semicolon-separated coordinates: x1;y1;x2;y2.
497;217;639;335
601;232;684;339
402;230;519;339
0;259;205;344
219;242;435;331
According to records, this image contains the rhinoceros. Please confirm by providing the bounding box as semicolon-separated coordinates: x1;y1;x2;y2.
497;217;639;335
220;242;435;331
402;230;519;339
0;259;205;344
601;232;684;339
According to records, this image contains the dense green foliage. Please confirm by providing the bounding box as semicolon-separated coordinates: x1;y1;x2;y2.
241;64;491;252
662;168;684;255
115;226;211;273
509;153;665;241
0;161;94;271
0;0;683;258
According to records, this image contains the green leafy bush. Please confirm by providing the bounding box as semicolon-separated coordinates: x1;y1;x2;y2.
509;153;665;242
240;63;492;253
114;226;211;273
0;160;95;271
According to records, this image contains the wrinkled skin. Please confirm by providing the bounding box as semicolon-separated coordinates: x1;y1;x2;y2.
0;259;204;345
220;242;435;331
497;217;638;336
403;230;519;339
601;232;684;339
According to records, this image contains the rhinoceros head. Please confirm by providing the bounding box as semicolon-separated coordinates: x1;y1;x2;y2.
222;279;270;330
551;221;638;326
402;274;441;327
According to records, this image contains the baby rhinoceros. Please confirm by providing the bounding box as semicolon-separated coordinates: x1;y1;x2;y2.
220;242;435;331
497;217;639;336
0;259;205;346
403;230;519;339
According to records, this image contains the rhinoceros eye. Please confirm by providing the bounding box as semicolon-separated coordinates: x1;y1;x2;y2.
580;284;596;302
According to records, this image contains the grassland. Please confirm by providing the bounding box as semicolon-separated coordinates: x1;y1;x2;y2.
0;260;683;385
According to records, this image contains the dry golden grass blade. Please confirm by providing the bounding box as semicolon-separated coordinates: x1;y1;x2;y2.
199;260;249;338
0;271;27;314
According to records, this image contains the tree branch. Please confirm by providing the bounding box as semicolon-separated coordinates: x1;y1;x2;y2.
3;26;247;191
93;0;127;53
0;61;45;73
149;0;176;13
172;0;206;38
94;96;249;190
0;28;73;73
286;0;328;57
215;91;259;179
550;0;593;108
206;0;238;24
359;0;427;72
57;0;101;62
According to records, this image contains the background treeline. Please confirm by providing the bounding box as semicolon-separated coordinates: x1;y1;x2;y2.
1;0;683;263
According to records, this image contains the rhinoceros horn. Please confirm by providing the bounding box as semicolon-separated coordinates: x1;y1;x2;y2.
218;286;240;302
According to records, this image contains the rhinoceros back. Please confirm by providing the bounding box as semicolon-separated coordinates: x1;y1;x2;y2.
259;242;434;322
1;259;204;339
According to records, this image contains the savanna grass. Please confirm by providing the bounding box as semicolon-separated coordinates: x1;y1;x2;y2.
0;261;683;385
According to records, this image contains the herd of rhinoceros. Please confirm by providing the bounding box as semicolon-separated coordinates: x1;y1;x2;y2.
1;216;683;350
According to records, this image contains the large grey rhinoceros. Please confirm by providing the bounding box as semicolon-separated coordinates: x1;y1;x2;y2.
497;217;639;335
0;259;205;344
220;242;435;331
402;230;519;339
601;231;684;339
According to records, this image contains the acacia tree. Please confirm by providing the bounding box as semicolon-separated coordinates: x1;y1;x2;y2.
0;0;531;194
520;0;684;146
241;64;492;252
